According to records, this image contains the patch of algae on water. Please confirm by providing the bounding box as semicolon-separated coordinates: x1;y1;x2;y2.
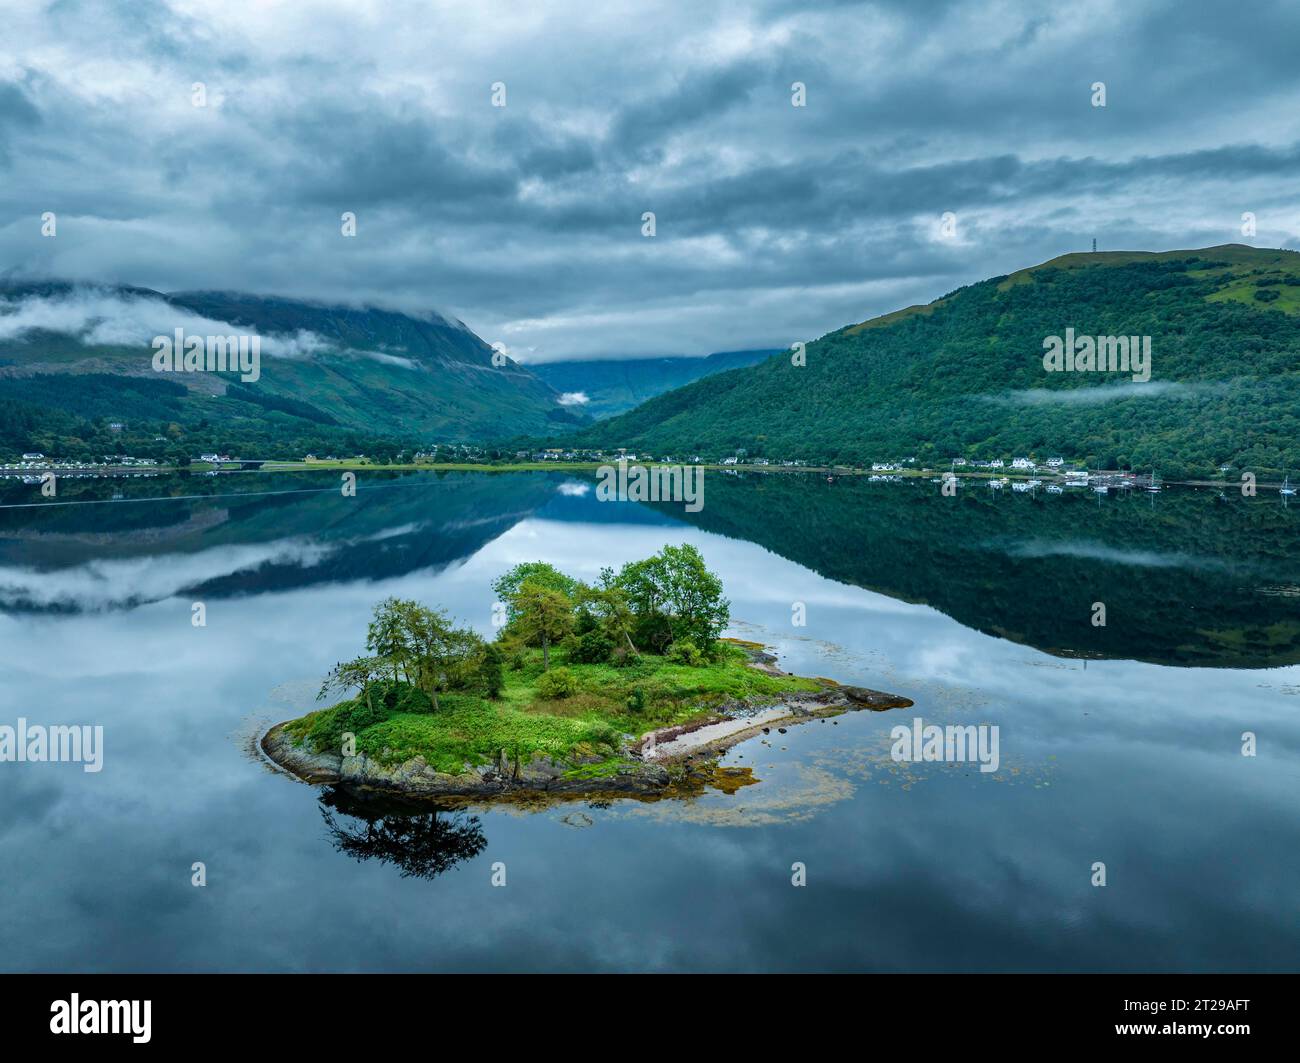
609;762;857;828
806;733;1058;792
489;713;1057;829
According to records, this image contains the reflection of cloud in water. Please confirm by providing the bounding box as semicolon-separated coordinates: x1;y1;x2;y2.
363;522;427;541
267;678;339;713
0;538;336;611
557;482;591;497
1003;539;1245;573
0;522;437;612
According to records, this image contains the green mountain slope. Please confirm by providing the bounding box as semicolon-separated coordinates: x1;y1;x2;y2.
0;282;584;462
573;245;1300;477
529;349;780;418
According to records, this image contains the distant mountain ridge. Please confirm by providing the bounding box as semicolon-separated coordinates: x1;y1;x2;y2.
0;280;586;460
530;349;780;418
570;245;1300;477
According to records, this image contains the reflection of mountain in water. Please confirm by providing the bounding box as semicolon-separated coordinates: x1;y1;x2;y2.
0;471;561;612
5;467;1297;667
319;787;487;880
649;473;1300;669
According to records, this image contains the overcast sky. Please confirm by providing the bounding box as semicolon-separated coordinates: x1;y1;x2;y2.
3;0;1299;361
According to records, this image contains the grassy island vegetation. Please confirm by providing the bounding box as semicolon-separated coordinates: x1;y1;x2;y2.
283;545;819;777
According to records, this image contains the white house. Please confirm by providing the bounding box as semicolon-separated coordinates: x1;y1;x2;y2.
1011;457;1034;470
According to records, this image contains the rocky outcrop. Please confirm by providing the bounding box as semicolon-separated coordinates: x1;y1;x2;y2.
262;724;342;784
839;685;914;710
261;722;672;797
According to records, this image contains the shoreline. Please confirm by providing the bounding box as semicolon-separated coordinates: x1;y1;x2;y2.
260;651;912;801
6;459;1288;491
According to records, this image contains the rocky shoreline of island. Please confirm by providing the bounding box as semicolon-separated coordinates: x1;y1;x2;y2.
261;649;911;800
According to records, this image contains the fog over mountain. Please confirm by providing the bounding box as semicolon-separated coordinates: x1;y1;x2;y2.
0;280;584;444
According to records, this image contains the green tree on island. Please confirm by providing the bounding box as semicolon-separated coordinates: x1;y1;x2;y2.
350;597;485;711
367;598;413;686
317;654;386;711
576;571;640;657
490;561;581;624
395;600;484;707
511;580;575;670
615;544;730;654
489;546;730;663
478;643;505;699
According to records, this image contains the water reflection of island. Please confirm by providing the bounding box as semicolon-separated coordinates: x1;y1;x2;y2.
319;788;487;880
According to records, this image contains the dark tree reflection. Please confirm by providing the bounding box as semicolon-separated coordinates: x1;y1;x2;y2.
319;787;487;880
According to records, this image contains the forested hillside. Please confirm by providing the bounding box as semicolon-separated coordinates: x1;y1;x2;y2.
572;246;1300;478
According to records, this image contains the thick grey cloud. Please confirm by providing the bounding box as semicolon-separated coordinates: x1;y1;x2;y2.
1;0;1298;360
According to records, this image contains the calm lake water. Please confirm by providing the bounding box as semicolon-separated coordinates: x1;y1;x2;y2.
1;469;1297;972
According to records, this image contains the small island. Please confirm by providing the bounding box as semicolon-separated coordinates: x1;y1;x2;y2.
262;545;912;800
